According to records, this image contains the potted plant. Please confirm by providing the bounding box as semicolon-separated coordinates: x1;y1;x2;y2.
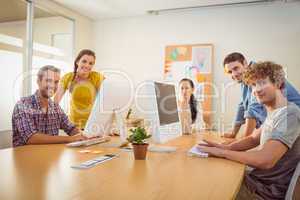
127;127;151;160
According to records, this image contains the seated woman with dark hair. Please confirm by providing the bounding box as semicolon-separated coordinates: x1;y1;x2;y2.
178;78;206;134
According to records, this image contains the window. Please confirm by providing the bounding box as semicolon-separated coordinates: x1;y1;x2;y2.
0;0;74;131
0;0;27;131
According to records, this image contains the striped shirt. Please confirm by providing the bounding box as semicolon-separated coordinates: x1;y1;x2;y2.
12;91;76;147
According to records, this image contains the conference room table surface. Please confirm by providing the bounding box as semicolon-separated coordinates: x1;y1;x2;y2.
0;133;245;200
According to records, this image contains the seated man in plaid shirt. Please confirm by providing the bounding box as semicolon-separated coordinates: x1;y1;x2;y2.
12;65;88;147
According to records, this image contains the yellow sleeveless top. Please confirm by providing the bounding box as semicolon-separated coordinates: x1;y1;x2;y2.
60;71;105;129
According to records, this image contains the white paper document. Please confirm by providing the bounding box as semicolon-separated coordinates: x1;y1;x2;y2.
187;145;209;158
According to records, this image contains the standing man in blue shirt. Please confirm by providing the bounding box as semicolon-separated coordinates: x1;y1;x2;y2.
223;52;300;138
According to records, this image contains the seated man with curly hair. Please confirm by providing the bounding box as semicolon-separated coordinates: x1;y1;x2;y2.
198;61;300;200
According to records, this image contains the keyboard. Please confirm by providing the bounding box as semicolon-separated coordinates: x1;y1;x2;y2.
148;145;177;153
66;136;111;147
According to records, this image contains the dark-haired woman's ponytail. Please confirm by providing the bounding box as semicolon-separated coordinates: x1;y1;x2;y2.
72;61;78;82
189;94;198;123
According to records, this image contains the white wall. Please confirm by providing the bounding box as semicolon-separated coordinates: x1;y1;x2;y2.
36;0;94;54
93;2;300;130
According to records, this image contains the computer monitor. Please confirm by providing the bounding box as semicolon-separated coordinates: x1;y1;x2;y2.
84;72;134;138
135;80;182;143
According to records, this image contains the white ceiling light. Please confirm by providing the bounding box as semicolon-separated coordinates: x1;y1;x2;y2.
147;0;278;15
52;0;296;20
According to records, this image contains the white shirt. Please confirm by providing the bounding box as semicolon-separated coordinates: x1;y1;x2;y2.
178;100;205;134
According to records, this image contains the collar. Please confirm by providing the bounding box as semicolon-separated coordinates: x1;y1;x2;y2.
34;90;55;111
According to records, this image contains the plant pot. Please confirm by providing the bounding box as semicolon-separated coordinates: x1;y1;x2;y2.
132;143;149;160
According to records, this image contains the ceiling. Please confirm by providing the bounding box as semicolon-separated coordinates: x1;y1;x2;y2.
52;0;279;20
0;0;54;23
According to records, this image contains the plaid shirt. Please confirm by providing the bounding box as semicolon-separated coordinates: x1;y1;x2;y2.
12;91;76;147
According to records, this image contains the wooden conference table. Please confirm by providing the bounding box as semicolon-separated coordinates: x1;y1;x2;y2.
0;133;245;200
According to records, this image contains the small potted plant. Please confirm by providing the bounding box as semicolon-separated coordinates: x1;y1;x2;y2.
127;127;151;160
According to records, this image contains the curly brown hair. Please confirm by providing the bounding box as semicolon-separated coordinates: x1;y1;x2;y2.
243;61;285;89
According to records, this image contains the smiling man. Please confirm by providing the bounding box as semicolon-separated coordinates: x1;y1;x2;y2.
198;61;300;199
12;65;87;147
223;52;300;138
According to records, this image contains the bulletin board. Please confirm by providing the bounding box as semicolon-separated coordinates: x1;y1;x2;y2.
164;44;214;127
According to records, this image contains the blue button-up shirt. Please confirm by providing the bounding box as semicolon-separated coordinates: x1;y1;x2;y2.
234;80;300;128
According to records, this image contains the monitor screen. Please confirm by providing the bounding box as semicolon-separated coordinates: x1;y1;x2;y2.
154;82;179;126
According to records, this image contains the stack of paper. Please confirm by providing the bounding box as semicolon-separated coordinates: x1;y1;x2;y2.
187;145;209;158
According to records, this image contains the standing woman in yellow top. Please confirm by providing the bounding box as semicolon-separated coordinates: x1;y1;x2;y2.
54;49;105;129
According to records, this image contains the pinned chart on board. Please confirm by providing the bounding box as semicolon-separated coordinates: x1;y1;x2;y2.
164;44;214;126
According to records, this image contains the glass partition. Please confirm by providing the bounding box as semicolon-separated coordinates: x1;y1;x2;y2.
0;0;27;131
0;0;74;131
